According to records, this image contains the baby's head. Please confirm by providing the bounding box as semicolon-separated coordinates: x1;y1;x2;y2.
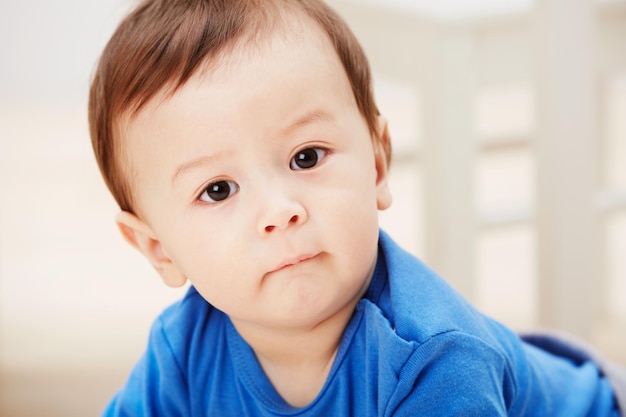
88;0;393;328
89;0;390;215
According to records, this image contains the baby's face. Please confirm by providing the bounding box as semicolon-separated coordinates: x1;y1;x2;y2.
121;24;391;331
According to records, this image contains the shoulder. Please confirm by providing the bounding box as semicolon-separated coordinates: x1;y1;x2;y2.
356;295;515;380
155;286;215;340
353;299;515;416
375;232;619;416
157;285;213;329
108;287;229;413
377;231;517;346
149;286;227;373
374;232;525;400
386;339;512;416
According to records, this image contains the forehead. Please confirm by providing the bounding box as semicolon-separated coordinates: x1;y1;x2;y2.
200;14;344;88
121;10;350;123
122;19;353;138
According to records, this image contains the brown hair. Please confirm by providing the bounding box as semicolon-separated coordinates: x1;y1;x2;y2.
89;0;388;213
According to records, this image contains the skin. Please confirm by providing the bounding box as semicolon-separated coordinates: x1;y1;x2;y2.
116;19;392;407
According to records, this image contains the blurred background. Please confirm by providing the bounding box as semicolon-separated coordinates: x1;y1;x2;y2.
1;0;624;415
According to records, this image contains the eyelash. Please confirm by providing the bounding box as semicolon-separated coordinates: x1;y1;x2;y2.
196;146;329;204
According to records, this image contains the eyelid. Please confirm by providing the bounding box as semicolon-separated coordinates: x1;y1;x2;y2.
294;142;330;153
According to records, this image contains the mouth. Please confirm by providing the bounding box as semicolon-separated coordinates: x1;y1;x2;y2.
270;253;318;274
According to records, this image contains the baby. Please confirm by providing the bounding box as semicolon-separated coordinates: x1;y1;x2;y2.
89;0;623;415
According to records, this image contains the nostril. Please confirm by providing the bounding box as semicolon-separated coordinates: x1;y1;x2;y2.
264;215;299;233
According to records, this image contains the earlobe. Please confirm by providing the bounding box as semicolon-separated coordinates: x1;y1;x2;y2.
115;211;187;288
374;117;393;211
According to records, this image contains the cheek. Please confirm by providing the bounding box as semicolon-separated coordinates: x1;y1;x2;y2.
168;236;244;310
331;156;380;211
160;220;221;275
164;214;251;284
320;164;381;244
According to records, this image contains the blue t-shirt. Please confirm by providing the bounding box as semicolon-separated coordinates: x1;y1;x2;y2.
104;231;620;416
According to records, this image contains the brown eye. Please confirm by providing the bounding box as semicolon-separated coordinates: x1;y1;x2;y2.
199;180;239;203
290;147;327;170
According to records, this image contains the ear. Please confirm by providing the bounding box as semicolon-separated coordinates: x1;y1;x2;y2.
115;211;187;288
374;116;392;210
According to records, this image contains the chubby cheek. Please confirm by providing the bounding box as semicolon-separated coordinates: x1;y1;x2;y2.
321;164;381;263
177;244;254;313
162;217;245;295
328;161;380;222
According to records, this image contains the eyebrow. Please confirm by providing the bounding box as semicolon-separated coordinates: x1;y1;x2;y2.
172;154;220;185
280;109;334;137
172;109;334;185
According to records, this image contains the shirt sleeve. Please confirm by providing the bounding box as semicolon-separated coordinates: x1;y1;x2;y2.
386;331;511;417
102;317;189;417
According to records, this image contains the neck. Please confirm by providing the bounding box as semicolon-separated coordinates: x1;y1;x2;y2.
233;294;357;365
231;293;362;407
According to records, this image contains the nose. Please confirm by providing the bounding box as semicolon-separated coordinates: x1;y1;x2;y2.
257;191;308;235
